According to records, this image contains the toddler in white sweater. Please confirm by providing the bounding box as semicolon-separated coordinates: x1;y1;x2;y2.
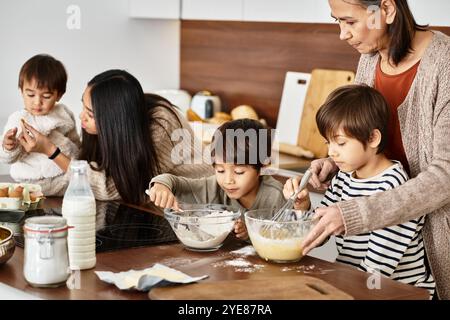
0;54;80;182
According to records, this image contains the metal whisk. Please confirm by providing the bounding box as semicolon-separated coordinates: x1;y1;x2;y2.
271;169;313;223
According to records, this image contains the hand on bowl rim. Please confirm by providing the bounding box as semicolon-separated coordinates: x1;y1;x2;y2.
301;205;345;256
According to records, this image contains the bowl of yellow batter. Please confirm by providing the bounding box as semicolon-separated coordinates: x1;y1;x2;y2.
245;208;314;263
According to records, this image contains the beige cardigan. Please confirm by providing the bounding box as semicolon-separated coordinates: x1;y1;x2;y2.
37;106;213;200
338;31;450;299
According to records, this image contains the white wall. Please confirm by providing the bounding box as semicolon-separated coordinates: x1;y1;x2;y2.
408;0;450;27
0;0;180;174
243;0;450;26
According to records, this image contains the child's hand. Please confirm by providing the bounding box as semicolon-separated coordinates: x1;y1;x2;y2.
146;183;180;211
283;177;311;211
18;120;54;155
234;218;248;240
2;127;18;151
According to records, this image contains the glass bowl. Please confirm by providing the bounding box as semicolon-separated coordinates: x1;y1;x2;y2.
164;203;241;252
245;208;314;263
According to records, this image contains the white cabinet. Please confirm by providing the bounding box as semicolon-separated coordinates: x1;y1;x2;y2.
128;0;450;26
243;0;332;23
129;0;180;19
180;0;334;23
181;0;243;21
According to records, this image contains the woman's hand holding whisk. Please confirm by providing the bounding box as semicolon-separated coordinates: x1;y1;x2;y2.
309;158;338;191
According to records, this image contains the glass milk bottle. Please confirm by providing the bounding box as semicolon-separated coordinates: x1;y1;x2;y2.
61;160;96;270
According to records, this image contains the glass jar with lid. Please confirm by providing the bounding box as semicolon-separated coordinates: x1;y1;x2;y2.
23;216;70;287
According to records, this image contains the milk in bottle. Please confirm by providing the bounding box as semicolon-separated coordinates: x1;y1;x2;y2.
61;160;96;270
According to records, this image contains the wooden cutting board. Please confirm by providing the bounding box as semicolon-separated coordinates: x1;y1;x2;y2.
149;275;353;300
297;69;355;158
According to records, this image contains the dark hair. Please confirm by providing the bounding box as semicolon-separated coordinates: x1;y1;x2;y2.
316;84;390;153
351;0;428;65
18;54;67;96
211;119;273;171
79;69;179;204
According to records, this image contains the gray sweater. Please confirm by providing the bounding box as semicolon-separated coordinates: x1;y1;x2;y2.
338;31;450;299
150;174;285;212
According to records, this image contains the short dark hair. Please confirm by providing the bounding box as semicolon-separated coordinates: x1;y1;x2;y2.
316;84;390;153
18;54;67;95
211;119;273;170
350;0;428;65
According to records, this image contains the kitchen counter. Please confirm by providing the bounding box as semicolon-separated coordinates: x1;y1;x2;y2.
0;198;429;300
274;152;313;172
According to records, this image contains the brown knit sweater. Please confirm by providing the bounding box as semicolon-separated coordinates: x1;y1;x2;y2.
338;31;450;299
37;105;213;200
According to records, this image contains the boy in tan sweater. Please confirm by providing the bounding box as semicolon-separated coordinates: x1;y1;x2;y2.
147;119;285;240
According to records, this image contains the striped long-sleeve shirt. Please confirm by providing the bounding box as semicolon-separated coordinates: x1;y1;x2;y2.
320;161;435;296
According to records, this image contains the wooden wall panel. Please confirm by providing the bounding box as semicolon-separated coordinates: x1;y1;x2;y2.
180;21;450;127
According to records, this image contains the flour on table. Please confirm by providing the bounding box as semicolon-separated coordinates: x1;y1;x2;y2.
230;246;256;256
224;258;252;268
212;257;265;273
281;264;334;274
234;264;265;273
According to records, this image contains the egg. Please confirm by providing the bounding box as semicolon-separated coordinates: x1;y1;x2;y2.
0;187;8;198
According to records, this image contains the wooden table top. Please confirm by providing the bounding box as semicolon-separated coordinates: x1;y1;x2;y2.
0;198;429;300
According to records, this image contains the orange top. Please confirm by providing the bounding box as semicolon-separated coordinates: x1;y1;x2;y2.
375;59;420;175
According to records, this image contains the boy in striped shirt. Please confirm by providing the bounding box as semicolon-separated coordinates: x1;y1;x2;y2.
284;85;435;296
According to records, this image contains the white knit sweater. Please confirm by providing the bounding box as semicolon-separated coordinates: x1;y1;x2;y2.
0;104;80;181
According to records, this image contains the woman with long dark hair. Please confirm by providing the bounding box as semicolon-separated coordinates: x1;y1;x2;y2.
18;69;213;204
286;0;449;299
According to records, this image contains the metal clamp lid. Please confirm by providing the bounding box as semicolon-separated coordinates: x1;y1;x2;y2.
24;216;69;234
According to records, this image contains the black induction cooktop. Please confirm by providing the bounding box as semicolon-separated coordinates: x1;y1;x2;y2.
0;202;178;252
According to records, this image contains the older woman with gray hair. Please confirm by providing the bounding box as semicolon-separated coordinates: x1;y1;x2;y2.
291;0;449;299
